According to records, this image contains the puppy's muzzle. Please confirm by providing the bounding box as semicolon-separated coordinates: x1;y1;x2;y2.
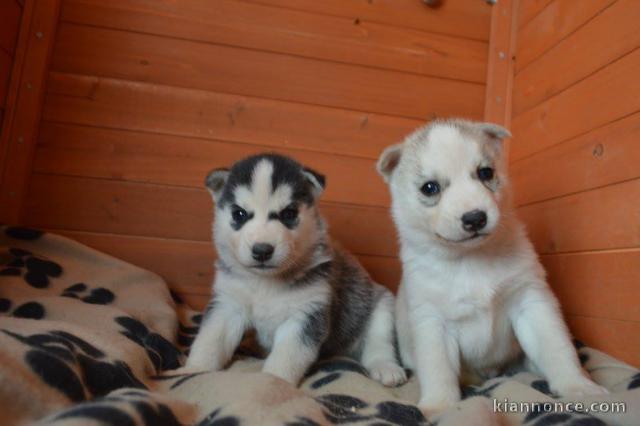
461;210;487;233
252;243;275;262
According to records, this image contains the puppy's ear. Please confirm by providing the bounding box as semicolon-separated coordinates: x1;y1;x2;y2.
377;143;403;183
205;168;230;202
302;167;326;198
477;122;511;140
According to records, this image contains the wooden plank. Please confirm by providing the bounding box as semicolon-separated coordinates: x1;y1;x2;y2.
516;0;615;73
55;230;402;296
514;0;640;115
542;249;640;323
44;73;422;160
565;315;640;367
33;122;390;208
0;0;22;55
0;0;61;224
484;0;518;131
511;111;640;206
0;49;11;106
25;174;400;258
60;0;488;83
517;0;553;28
511;47;640;162
237;0;491;41
517;178;640;254
50;23;485;120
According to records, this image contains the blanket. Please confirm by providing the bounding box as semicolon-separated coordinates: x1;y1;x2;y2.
0;226;638;426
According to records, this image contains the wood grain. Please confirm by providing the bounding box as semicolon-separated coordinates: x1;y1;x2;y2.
34;122;390;207
566;315;640;367
484;0;518;130
60;0;488;83
542;249;640;323
44;72;422;160
238;0;491;41
518;178;640;254
25;174;400;257
0;50;11;105
0;0;61;224
0;0;22;55
514;0;640;115
50;23;484;120
516;0;614;72
511;111;640;206
511;47;640;162
56;230;403;296
517;0;553;28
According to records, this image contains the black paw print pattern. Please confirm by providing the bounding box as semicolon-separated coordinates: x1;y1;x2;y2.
1;247;63;289
0;297;46;320
61;283;115;305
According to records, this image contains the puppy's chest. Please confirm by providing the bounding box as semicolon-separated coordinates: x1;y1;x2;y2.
222;276;329;344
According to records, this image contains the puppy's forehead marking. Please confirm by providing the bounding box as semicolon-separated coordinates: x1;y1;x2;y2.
251;159;274;206
416;124;482;177
234;159;294;212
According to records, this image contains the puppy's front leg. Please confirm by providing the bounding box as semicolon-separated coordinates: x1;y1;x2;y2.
262;309;328;384
413;313;461;416
511;286;607;396
186;299;248;372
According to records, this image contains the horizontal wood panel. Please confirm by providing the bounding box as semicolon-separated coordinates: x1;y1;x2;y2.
25;174;400;258
566;315;640;367
511;111;640;206
44;73;421;160
238;0;491;41
50;23;484;120
542;249;640;323
517;0;553;28
57;230;402;295
516;0;614;73
34;122;390;207
0;0;21;55
0;49;11;105
518;178;640;254
60;0;487;83
511;47;640;161
514;0;640;115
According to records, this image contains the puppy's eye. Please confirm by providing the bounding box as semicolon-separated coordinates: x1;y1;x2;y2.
420;181;441;196
279;207;299;224
477;167;494;181
231;205;248;223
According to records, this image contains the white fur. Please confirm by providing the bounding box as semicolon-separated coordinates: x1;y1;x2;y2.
379;120;606;416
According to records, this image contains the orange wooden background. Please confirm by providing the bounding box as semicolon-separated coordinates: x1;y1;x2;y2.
0;0;638;366
510;0;640;365
0;1;23;134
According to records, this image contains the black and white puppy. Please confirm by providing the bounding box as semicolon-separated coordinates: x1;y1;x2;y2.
186;154;407;386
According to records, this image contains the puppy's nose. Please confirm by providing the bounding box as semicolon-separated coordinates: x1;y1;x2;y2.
461;210;487;232
251;243;275;262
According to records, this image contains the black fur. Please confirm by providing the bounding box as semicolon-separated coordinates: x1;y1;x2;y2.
300;304;330;347
215;154;324;208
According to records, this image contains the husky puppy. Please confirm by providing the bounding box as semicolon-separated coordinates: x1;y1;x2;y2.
186;153;406;386
377;119;606;415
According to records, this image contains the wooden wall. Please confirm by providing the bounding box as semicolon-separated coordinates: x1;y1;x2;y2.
0;0;23;130
511;0;640;365
17;0;491;308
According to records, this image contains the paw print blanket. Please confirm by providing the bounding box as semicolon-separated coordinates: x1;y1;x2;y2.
0;226;638;426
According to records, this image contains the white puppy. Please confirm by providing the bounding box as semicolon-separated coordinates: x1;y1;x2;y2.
377;119;606;415
185;153;406;387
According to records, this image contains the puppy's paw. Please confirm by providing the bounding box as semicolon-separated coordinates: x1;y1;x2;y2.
552;376;609;397
367;360;407;387
418;388;460;418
